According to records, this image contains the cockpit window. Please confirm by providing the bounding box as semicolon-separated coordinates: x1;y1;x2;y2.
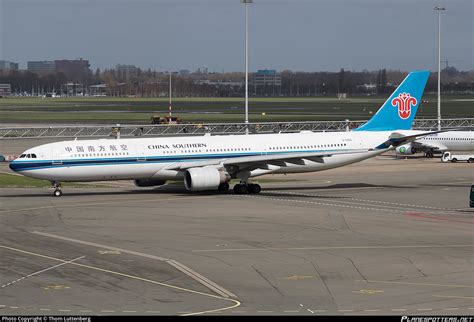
19;154;25;158
31;154;37;158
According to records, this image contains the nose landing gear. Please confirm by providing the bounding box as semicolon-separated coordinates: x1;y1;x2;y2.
51;182;62;197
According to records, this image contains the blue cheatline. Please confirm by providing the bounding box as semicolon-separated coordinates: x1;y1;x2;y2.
9;148;351;172
354;70;430;132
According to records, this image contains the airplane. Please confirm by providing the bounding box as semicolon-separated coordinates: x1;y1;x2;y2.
10;70;435;197
394;131;474;157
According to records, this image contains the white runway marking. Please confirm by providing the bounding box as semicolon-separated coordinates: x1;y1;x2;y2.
271;191;456;211
193;244;473;253
0;303;472;314
31;230;236;299
238;194;408;214
0;255;84;289
0;244;241;316
240;193;466;216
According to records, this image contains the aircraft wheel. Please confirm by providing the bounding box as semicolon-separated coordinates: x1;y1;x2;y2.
248;184;261;194
53;189;62;197
234;184;248;194
233;184;241;194
218;182;230;192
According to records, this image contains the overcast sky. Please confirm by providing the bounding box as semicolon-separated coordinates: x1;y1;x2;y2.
0;0;472;72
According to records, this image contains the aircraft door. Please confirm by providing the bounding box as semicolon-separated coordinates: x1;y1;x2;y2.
137;145;147;162
52;148;63;165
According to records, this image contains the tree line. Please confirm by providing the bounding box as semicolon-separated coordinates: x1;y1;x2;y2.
0;67;472;97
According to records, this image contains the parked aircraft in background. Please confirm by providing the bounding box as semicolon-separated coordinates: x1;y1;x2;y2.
395;131;474;157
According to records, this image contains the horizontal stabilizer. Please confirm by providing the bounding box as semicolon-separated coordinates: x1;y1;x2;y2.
375;130;448;149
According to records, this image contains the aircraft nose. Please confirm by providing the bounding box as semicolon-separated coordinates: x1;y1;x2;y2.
9;160;18;172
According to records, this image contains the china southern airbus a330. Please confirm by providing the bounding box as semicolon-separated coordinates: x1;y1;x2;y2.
10;71;435;197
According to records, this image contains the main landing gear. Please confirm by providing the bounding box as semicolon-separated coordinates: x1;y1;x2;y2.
218;182;230;192
425;149;435;158
233;183;261;194
51;181;62;197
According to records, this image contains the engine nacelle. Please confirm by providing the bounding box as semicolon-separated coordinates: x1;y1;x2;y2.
184;168;230;191
133;179;167;187
396;143;415;155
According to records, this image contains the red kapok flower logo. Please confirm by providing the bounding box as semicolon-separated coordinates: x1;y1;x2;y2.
391;92;417;119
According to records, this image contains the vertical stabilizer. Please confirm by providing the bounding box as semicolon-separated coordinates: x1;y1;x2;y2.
354;70;430;131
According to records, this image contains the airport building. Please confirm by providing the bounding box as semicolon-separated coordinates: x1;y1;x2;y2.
60;83;85;97
55;58;91;79
27;61;56;74
251;69;282;96
179;69;190;76
195;67;209;75
0;60;19;72
0;84;12;96
27;59;91;79
116;64;140;79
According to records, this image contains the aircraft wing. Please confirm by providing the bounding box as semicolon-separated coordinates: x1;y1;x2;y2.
165;149;375;171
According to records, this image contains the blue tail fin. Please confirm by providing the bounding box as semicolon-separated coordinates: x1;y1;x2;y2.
354;70;430;131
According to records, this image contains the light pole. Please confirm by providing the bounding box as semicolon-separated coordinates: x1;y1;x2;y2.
169;71;172;123
434;6;445;131
242;0;253;134
166;71;178;124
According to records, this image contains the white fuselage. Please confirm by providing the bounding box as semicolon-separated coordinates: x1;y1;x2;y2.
410;130;474;151
10;131;400;182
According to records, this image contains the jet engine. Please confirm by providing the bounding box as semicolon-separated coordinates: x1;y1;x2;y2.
184;168;230;191
395;143;415;155
133;179;167;187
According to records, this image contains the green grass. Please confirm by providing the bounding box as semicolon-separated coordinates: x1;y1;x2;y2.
0;95;472;124
0;172;107;188
0;111;361;123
